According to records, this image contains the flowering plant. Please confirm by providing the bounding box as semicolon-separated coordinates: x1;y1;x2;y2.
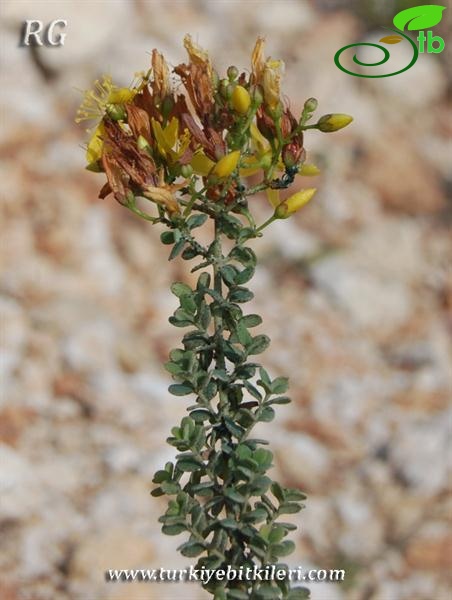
78;35;352;599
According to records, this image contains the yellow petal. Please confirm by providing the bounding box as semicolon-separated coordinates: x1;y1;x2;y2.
151;119;170;156
266;188;280;209
164;117;179;149
86;122;104;163
212;150;240;178
250;123;270;156
299;163;321;176
108;88;136;104
191;151;215;176
285;188;317;215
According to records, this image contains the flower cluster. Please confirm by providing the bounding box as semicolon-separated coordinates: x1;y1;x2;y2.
77;35;352;226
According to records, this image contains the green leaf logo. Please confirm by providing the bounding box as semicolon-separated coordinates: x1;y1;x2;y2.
393;5;446;31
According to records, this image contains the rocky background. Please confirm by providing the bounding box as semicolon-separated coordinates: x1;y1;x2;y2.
0;1;451;599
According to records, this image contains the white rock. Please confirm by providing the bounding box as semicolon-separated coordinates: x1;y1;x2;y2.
391;414;451;495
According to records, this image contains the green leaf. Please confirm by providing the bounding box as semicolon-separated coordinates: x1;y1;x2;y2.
278;502;303;515
224;416;245;438
171;282;192;297
161;523;186;535
272;540;295;557
235;267;254;284
284;489;307;502
180;294;197;314
258;406;275;422
236;321;253;347
169;238;185;260
241;314;262;328
266;396;291;406
244;381;262;401
219;518;239;529
271;482;285;503
287;588;310;600
243;508;268;523
221;265;239;286
271;377;289;394
248;335;270;356
160;230;176;245
227;589;249;600
152;470;171;483
269;525;286;544
229;246;257;268
176;457;203;472
168;383;193;396
254;584;281;599
393;5;446;31
160;481;180;494
177;541;205;557
229;287;254;303
224;488;246;503
189;409;212;423
186;213;208;230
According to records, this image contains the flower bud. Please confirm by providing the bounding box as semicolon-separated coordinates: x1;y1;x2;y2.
231;85;251;115
219;78;230;99
299;163;320;176
250;85;264;106
137;135;151;151
317;113;353;132
212;150;240;178
106;103;126;121
274;188;317;218
227;65;239;81
304;97;318;113
282;142;303;168
161;95;174;119
180;164;193;178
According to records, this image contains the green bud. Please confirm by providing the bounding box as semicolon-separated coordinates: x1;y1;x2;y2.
304;97;318;113
161;96;174;120
180;164;193;178
250;85;263;106
106;103;126;121
227;65;239;81
211;69;220;89
219;79;230;99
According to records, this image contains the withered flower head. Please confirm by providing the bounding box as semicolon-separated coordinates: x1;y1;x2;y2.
77;35;352;219
151;49;170;102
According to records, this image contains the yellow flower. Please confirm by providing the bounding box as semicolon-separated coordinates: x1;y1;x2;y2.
250;37;284;111
317;114;353;132
151;117;191;163
239;124;275;177
75;75;136;124
232;85;251;115
274;188;317;218
212;151;240;178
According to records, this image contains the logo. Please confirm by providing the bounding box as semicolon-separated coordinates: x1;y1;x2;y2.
21;20;67;47
334;5;446;78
